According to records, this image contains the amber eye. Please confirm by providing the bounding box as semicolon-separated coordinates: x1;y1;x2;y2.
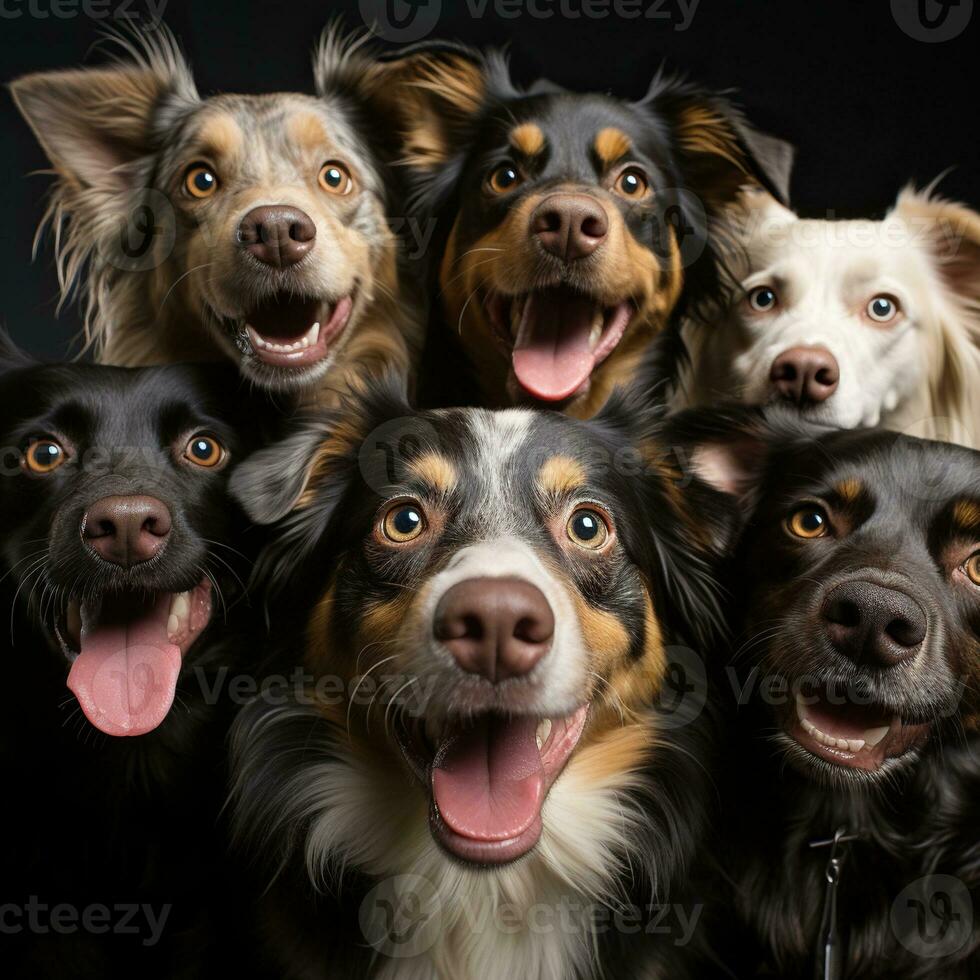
866;294;900;324
614;167;649;197
787;505;830;539
184;164;218;199
566;507;610;550
23;439;66;475
965;553;980;586
184;435;223;468
318;161;353;195
488;163;522;194
381;501;426;543
748;286;778;312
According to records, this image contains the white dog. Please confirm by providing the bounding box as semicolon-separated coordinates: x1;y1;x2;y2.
677;185;980;448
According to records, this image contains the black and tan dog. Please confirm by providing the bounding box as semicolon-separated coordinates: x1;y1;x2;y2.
674;410;980;978
11;27;421;399
0;335;271;978
380;43;792;416
226;381;737;978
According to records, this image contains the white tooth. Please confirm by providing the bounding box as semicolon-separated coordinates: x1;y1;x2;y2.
300;336;310;348
171;593;190;623
536;719;552;750
308;322;320;345
167;614;180;639
846;739;866;753
835;738;849;750
863;726;890;747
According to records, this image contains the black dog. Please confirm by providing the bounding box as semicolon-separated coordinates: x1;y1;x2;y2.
379;42;792;417
671;410;980;978
0;336;274;978
225;381;736;979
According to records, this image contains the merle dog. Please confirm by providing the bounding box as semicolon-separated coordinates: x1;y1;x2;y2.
0;336;274;978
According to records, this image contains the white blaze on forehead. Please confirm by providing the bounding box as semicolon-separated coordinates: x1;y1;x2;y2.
465;408;536;521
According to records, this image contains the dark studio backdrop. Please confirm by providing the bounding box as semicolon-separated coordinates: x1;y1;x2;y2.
1;0;977;359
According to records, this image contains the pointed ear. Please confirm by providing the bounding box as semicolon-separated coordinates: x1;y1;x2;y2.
9;27;198;203
646;76;794;209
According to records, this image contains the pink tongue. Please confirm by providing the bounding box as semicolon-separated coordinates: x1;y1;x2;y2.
67;593;181;737
512;291;599;402
431;716;544;842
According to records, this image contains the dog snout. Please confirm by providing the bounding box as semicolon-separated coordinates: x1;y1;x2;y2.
82;495;172;567
821;580;927;667
531;193;608;262
433;577;555;682
770;346;839;405
237;205;316;268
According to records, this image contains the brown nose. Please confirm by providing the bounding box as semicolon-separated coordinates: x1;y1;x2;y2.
237;205;316;268
821;580;927;667
82;496;172;567
770;346;840;405
433;577;555;683
531;193;608;262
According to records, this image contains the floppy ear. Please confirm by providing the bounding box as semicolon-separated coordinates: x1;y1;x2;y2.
644;75;794;208
10;27;198;204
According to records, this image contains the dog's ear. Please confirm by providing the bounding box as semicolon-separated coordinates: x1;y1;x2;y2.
643;75;794;209
10;26;198;204
0;328;32;375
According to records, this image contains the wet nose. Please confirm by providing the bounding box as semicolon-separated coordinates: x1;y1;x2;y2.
821;580;927;667
82;495;172;567
770;346;840;405
531;193;608;262
237;205;316;268
433;577;555;683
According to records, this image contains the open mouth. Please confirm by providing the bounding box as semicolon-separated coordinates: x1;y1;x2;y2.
239;291;354;369
789;688;931;773
55;580;212;737
486;287;634;402
397;705;589;865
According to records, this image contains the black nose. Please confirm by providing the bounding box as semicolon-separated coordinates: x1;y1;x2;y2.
237;205;316;268
770;346;840;405
821;580;927;667
82;495;172;567
530;193;608;262
433;577;555;683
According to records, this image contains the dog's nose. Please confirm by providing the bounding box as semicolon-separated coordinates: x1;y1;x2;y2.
531;194;608;262
237;205;316;268
821;580;927;667
83;495;172;567
770;347;840;405
433;577;555;682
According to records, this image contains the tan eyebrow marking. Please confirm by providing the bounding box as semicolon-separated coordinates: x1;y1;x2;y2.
834;479;864;506
408;452;458;494
594;127;632;167
287;112;329;152
538;456;587;496
195;112;243;161
510;122;546;157
953;500;980;532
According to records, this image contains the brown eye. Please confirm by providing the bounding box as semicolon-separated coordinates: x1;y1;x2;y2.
382;501;425;543
488;163;522;194
965;553;980;586
184;164;218;199
614;168;649;197
787;506;829;539
318;161;353;195
566;507;610;550
23;439;66;475
184;435;223;468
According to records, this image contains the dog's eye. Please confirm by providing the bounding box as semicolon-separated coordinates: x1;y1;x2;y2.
184;435;224;468
965;554;980;587
184;164;218;199
488;164;522;194
748;286;778;312
318;161;354;195
787;505;830;539
614;168;649;198
567;508;610;550
866;294;900;324
23;439;66;475
382;502;425;544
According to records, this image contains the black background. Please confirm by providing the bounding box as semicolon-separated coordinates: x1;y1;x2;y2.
1;0;977;358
